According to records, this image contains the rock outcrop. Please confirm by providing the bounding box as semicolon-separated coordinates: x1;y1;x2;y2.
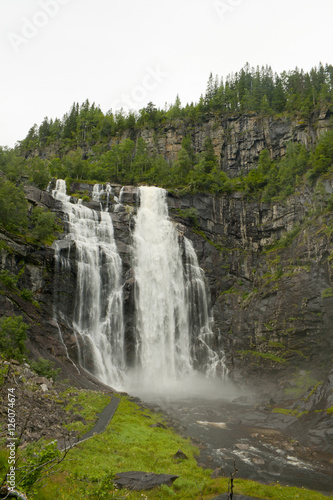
114;471;179;491
36;109;332;179
289;365;333;452
167;184;333;384
120;110;331;177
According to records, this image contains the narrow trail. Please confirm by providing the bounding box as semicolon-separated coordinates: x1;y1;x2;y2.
57;396;120;451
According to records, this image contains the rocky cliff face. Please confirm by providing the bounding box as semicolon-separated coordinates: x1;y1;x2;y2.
167;181;333;388
120;109;331;177
1;179;333;394
37;110;332;178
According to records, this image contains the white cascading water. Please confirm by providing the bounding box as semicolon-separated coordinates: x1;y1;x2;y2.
130;186;226;390
92;183;112;211
52;180;125;388
184;238;227;378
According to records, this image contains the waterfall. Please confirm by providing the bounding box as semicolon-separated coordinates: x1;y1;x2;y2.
92;183;112;211
132;186;192;386
52;180;226;392
130;186;226;389
184;238;227;378
52;180;125;388
92;183;102;202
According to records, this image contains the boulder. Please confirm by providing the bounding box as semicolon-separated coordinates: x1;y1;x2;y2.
173;449;188;460
114;471;179;490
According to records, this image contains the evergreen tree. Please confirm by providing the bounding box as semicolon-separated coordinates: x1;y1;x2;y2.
38;117;51;146
63;103;79;140
272;75;286;112
203;138;218;173
205;72;214;107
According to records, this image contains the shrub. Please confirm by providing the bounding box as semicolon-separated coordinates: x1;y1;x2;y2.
31;206;57;243
20;288;34;301
0;178;28;232
0;270;18;289
321;287;333;299
0;315;28;361
19;441;60;492
180;207;199;226
30;357;60;379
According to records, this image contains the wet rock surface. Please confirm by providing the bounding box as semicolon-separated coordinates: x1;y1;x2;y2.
129;112;331;176
167;185;333;383
2;183;333;386
288;365;333;453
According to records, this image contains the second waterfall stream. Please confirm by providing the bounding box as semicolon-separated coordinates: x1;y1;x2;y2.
52;182;226;392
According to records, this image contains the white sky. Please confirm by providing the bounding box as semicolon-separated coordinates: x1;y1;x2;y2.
1;0;333;148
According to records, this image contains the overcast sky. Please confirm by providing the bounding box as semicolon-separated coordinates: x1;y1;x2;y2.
1;0;333;148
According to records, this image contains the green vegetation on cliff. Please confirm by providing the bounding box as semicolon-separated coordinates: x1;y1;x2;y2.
17;63;333;156
0;174;59;244
0;315;27;362
0;63;332;225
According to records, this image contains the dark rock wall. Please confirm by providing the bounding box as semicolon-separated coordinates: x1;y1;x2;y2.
167;182;333;383
120;110;331;177
1;181;333;389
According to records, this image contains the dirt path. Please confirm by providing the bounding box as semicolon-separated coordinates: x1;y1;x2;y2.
57;396;120;451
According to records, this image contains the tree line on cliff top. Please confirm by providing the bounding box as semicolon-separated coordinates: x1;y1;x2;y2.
18;62;333;154
0;63;333;236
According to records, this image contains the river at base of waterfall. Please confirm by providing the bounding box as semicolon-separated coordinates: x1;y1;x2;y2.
129;378;333;495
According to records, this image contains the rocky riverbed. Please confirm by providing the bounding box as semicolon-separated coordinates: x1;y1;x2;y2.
130;375;333;495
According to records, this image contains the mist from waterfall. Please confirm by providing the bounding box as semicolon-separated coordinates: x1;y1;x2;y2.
52;180;125;388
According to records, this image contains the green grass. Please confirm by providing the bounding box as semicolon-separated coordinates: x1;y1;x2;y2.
60;387;111;435
304;382;323;401
2;391;332;499
263;224;302;253
272;407;298;415
220;286;238;296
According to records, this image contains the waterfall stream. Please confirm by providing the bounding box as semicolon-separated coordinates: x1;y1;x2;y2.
131;186;193;387
52;180;125;388
52;181;226;392
92;182;112;211
128;186;226;392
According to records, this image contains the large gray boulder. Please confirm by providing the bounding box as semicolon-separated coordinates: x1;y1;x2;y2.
114;471;179;490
